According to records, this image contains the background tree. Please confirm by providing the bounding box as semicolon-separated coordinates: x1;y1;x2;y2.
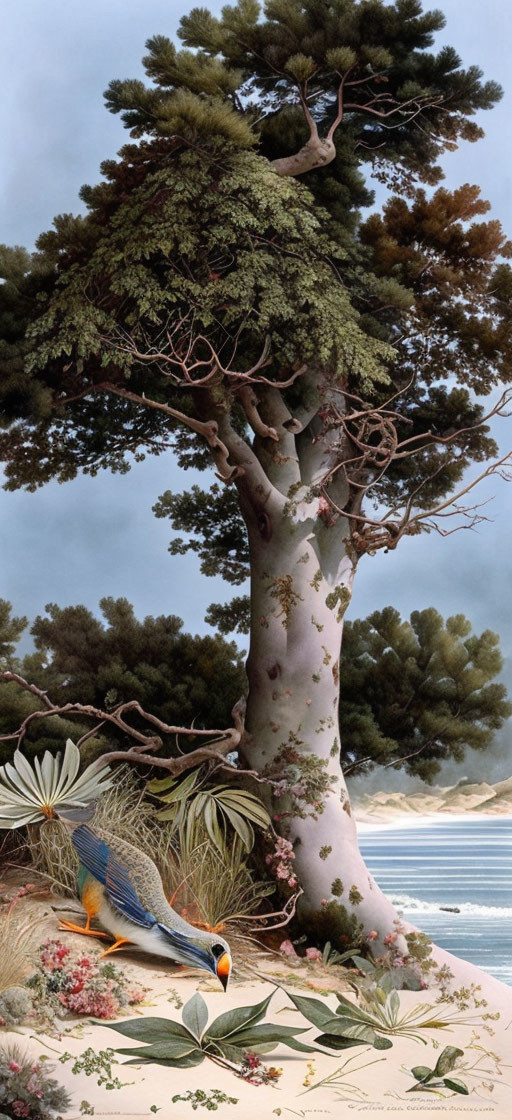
0;598;89;761
2;599;508;782
339;607;511;782
1;0;511;950
0;598;245;764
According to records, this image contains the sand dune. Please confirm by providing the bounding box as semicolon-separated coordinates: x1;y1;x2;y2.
354;775;512;823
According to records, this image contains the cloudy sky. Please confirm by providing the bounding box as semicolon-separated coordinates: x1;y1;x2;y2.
1;0;511;716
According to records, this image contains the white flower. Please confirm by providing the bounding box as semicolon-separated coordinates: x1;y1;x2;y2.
0;740;113;829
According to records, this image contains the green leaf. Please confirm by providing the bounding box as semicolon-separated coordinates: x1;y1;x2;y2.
411;1066;434;1083
228;1024;310;1046
203;797;225;852
385;989;400;1024
206;991;275;1041
104;1018;195;1045
285;991;333;1029
154;805;179;822
182;993;209;1041
279;1037;318;1053
319;1019;378;1045
434;1046;464;1078
131;1051;205;1069
314;1033;368;1051
217;790;270;828
221;804;254;850
334;996;379;1027
149;768;200;801
372;1036;393;1050
443;1078;469;1095
206;1040;246;1063
351;955;375;973
115;1040;201;1062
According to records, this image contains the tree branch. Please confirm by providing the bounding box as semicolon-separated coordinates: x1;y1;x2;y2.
272;71;444;178
0;672;247;777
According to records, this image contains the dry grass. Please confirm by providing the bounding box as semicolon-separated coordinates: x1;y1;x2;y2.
23;769;274;934
161;828;274;931
0;903;38;992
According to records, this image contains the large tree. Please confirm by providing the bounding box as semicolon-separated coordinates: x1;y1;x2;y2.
1;0;511;950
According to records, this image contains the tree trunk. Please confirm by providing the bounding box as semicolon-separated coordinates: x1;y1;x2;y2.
241;514;405;955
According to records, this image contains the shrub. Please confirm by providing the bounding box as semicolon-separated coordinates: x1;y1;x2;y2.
0;1043;71;1120
26;938;146;1021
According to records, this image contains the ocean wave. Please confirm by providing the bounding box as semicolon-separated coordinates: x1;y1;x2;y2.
391;893;512;917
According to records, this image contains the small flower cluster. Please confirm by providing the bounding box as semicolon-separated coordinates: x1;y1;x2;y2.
369;922;430;989
279;940;323;963
302;1060;316;1087
0;1043;71;1120
171;1089;239;1111
279;938;298;958
264;744;334;821
27;939;146;1020
265;835;297;888
238;1052;282;1086
317;495;335;527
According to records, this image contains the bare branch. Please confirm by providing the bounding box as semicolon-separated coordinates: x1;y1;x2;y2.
104;320;306;392
272;69;445;177
247;888;304;932
103;383;240;483
236;385;279;442
0;672;246;778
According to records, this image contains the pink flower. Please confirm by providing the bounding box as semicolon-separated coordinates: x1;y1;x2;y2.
317;496;335;526
279;939;298;957
244;1052;261;1070
12;1103;30;1118
9;1060;22;1072
305;947;323;962
288;876;298;889
383;932;398;946
367;930;378;942
320;898;328;907
393;957;405;967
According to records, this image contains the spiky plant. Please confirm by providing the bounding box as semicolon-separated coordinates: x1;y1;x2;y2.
24;769;274;934
147;766;272;853
0;740;113;828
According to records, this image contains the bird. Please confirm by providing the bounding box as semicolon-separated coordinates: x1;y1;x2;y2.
57;813;231;991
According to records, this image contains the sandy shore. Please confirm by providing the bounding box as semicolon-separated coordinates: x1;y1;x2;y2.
2;897;512;1120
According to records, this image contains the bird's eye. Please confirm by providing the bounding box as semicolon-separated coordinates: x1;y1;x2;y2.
212;943;225;958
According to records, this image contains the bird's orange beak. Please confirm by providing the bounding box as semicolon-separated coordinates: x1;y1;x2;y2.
216;951;231;991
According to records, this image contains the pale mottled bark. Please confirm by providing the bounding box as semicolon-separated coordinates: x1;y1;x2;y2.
208;380;407;952
272;137;337;177
240;508;406;955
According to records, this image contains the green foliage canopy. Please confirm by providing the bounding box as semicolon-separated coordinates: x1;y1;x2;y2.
0;0;509;525
0;599;508;783
339;606;511;782
0;597;245;764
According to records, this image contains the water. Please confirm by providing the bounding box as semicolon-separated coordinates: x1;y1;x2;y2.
358;817;512;985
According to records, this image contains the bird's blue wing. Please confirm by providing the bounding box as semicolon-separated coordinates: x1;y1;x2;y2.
72;825;156;929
